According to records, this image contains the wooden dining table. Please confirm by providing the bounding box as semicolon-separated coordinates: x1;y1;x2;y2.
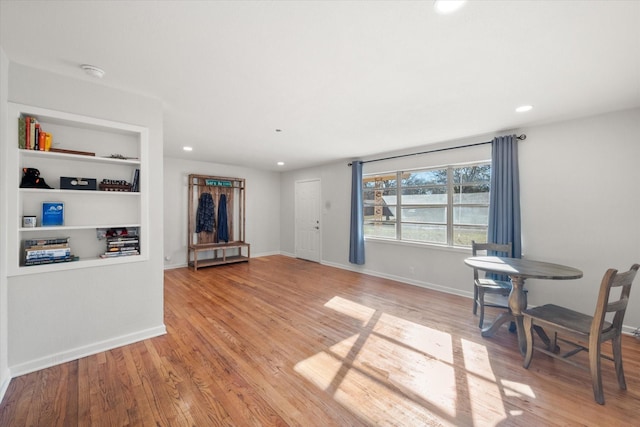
464;256;583;355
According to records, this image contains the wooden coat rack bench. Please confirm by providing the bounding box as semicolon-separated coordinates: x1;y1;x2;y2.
187;174;249;270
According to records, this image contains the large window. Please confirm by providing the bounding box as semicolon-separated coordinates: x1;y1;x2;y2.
363;163;490;246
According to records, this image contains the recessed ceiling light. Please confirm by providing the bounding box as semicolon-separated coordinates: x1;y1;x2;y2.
80;64;105;79
434;0;467;15
183;146;193;152
277;161;285;166
515;105;533;113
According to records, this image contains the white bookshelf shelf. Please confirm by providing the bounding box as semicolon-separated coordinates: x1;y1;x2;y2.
6;102;149;276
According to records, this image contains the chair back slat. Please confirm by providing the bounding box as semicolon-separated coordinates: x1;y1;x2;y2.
591;264;640;337
606;299;627;314
471;242;512;258
471;241;512;280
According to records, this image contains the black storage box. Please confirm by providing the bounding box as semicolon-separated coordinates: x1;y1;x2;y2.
60;177;97;190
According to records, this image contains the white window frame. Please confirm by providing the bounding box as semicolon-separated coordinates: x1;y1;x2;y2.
363;161;490;247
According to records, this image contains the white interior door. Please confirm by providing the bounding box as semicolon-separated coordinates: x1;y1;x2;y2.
295;179;321;262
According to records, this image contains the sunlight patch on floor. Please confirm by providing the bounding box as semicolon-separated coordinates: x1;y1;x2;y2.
324;296;376;325
296;296;536;425
500;380;535;399
461;338;507;424
293;350;346;390
460;338;498;382
294;346;454;425
376;312;454;364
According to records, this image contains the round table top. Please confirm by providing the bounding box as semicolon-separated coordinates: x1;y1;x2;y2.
464;256;583;280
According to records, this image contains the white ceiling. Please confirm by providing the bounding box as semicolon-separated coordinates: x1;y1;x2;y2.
1;1;639;171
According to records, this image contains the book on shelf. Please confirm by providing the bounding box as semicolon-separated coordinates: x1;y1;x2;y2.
106;249;138;254
19;115;53;151
107;239;139;245
24;243;69;250
25;116;31;149
34;123;40;150
131;169;140;192
24;256;75;266
22;236;74;266
29;118;37;150
100;250;140;258
107;237;139;242
18;117;26;149
107;244;139;250
38;127;46;151
23;236;69;247
107;243;138;247
42;201;64;226
25;247;72;260
103;233;139;258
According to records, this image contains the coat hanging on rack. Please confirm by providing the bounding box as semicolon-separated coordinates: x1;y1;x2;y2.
196;192;215;233
217;194;229;242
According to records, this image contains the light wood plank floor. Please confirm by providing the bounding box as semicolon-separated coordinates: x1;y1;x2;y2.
1;255;639;426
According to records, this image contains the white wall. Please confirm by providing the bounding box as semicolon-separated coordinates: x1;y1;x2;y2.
519;107;640;329
0;47;10;401
5;63;166;375
280;109;640;332
280;135;494;294
279;161;352;263
163;157;281;268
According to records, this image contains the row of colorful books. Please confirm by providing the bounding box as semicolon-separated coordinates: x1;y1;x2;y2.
23;236;74;266
18;116;52;151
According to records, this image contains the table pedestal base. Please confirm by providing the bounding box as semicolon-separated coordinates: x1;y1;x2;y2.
482;314;554;355
481;276;555;355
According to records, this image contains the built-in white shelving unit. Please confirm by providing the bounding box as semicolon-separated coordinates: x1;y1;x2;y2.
5;103;149;276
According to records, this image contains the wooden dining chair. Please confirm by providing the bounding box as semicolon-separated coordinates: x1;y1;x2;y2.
471;241;514;328
522;263;640;405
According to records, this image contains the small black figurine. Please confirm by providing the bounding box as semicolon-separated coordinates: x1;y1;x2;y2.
20;168;53;189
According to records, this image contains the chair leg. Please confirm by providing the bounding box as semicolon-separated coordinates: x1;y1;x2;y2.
478;288;485;328
473;285;478;315
550;331;557;353
523;316;534;368
612;334;627;390
589;336;605;405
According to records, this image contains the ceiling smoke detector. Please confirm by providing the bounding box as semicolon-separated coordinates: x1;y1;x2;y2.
81;64;105;79
434;0;467;15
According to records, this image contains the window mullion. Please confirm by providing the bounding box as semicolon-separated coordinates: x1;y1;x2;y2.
397;171;402;240
447;166;454;245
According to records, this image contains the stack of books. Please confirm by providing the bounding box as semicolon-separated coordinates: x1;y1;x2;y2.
101;235;139;258
23;237;73;266
19;116;52;151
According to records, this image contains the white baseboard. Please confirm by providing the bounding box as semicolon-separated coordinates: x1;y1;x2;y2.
9;325;166;378
0;368;11;404
164;262;187;270
320;259;473;299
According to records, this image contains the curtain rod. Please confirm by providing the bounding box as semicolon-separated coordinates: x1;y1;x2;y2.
347;134;526;166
